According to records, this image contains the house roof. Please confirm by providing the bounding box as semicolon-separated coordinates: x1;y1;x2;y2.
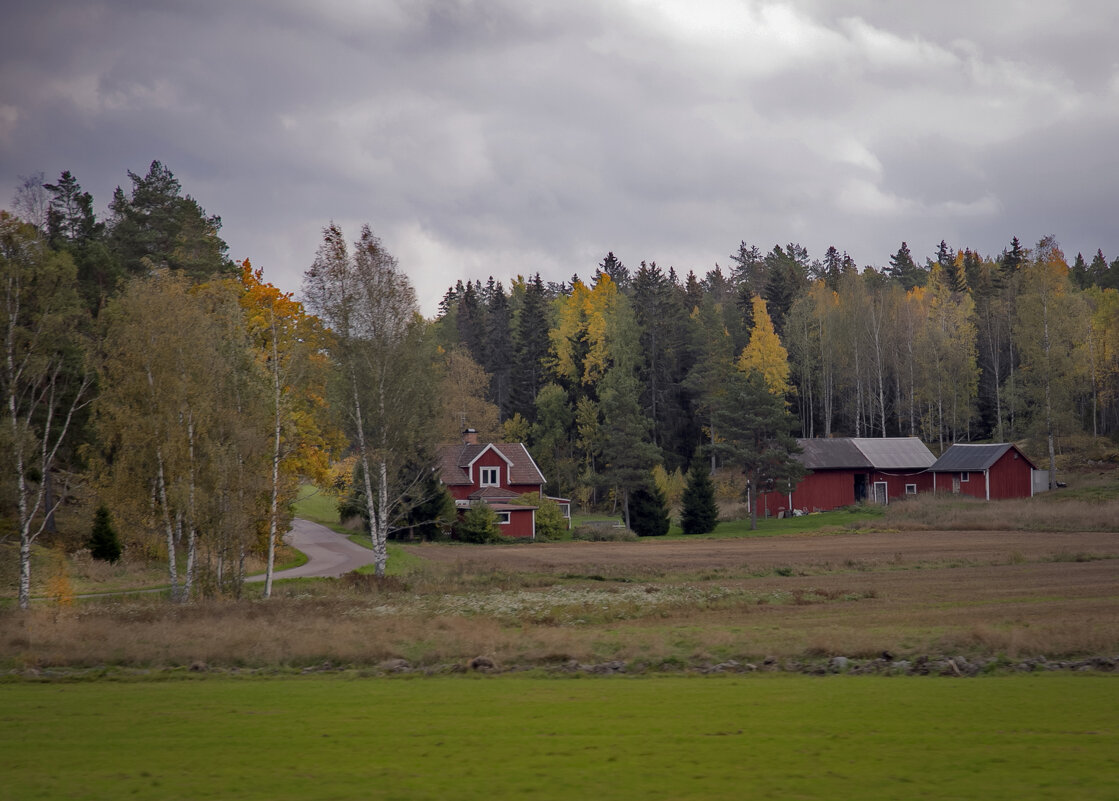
436;442;547;487
849;437;937;470
795;437;936;471
795;438;871;469
930;443;1037;472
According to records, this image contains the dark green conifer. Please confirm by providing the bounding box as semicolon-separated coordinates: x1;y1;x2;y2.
88;505;122;563
680;459;718;535
629;482;669;537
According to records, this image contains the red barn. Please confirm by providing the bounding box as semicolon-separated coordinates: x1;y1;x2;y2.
436;430;569;540
929;443;1038;500
756;437;936;517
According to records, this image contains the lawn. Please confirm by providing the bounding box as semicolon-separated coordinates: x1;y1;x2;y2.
0;674;1114;801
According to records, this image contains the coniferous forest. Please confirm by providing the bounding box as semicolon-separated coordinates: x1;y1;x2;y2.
5;162;1119;605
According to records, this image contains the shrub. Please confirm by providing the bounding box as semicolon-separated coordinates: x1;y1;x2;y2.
455;501;501;543
88;505;122;564
571;524;638;542
511;493;569;541
629;483;670;537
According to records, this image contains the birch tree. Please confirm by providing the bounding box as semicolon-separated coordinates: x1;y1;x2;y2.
239;260;338;598
2;213;93;609
302;224;435;576
96;272;265;600
1014;237;1088;487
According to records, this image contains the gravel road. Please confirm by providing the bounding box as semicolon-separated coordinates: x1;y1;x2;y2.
246;518;376;581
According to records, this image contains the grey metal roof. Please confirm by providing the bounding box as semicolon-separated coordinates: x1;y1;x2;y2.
850;437;937;470
795;437;936;470
795;438;871;469
930;443;1027;472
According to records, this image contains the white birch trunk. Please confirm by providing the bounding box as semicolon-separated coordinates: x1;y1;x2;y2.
155;446;179;602
264;313;282;599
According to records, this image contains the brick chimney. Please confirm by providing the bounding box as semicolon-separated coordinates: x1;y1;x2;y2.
462;428;479;445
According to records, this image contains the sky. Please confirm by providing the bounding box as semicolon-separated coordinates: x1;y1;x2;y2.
3;0;1118;314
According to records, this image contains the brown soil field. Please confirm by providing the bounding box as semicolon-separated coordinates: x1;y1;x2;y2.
399;529;1119;573
3;529;1116;672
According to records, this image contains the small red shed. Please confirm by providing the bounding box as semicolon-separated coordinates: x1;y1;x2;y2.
929;443;1038;500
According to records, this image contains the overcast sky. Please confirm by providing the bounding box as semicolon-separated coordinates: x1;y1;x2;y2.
3;0;1118;314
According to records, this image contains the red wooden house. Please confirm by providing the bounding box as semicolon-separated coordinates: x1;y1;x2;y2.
929;443;1037;500
756;437;937;517
436;430;569;540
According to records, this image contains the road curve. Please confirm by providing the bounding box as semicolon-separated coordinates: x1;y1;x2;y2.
246;518;377;581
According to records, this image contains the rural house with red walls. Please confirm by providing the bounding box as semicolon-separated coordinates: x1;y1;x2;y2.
929;442;1038;500
436;430;570;539
755;437;937;517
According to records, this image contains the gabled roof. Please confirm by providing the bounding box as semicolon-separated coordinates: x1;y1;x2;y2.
849;437;937;470
436;442;547;487
795;437;936;471
930;443;1038;472
795;438;871;469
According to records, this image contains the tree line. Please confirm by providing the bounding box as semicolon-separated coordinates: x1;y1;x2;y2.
5;162;1119;605
435;238;1119;504
3;163;341;607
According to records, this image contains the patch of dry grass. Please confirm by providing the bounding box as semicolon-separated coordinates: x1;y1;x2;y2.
3;538;1115;670
881;493;1119;532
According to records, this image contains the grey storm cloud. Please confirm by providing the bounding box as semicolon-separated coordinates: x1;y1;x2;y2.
2;0;1118;312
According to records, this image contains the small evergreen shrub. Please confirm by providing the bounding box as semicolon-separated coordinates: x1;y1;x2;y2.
680;461;719;535
629;483;670;537
88;505;122;564
455;501;501;543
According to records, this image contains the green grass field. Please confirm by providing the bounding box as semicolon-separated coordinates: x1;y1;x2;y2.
1;674;1114;801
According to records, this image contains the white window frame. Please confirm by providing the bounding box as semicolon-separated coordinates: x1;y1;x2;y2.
479;466;500;487
960;471;970;483
495;511;510;525
905;483;917;495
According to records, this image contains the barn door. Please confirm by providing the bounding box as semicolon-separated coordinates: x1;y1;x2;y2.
873;481;888;505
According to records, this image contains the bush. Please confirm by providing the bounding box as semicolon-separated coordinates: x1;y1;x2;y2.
629;483;670;537
571;524;638;542
511;493;569;541
455;501;501;543
88;505;122;564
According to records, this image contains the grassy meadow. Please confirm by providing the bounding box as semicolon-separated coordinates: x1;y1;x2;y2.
1;471;1117;800
2;674;1116;801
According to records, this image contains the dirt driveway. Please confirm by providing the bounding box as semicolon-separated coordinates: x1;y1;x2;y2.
399;529;1119;573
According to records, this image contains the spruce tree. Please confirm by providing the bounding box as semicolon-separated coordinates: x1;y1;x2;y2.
629;482;669;537
680;460;718;535
88;505;122;563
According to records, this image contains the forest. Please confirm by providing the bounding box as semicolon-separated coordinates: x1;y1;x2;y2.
4;161;1119;607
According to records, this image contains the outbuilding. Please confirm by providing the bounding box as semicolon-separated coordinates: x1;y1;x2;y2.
756;437;937;517
929;443;1038;500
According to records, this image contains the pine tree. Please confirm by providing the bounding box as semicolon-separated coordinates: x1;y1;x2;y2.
88;505;122;563
628;481;669;537
713;369;804;530
1001;236;1027;273
887;241;924;290
680;459;718;535
509;273;551;421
